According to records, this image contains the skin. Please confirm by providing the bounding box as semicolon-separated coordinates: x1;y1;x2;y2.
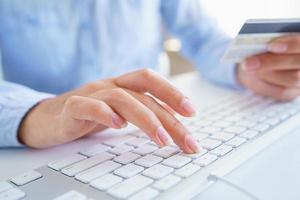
238;35;300;101
19;69;200;153
19;35;300;152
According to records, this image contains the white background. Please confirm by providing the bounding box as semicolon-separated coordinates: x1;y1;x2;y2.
203;0;300;36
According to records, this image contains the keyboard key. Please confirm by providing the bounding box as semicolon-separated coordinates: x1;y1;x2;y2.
224;115;243;122
162;155;191;169
129;187;159;200
75;161;121;183
133;144;158;156
200;138;222;150
126;137;150;147
129;130;148;138
205;115;223;121
108;144;134;155
224;126;246;134
11;170;42;186
246;114;267;123
114;152;141;165
53;190;87;200
153;146;180;158
179;149;208;159
265;118;280;126
236;120;256;128
107;175;153;199
90;174;123;191
0;188;25;200
188;125;201;132
252;123;270;132
0;182;13;193
210;132;234;142
175;163;201;178
192;120;213;127
210;145;233;157
135;155;163;168
153;175;181;191
193;154;218;167
48;154;86;171
142;164;174;179
212;121;232;128
240;130;260;140
114;163;144;178
149;141;160;147
279;113;289;121
226;137;246;148
103;135;136;147
79;144;110;157
198;127;221;134
61;152;115;177
192;133;209;141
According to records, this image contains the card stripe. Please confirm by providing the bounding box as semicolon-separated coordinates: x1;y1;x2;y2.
239;22;300;34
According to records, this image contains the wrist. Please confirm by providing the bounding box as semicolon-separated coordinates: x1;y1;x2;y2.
18;98;56;148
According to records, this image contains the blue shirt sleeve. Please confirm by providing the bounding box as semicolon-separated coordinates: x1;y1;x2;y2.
160;0;240;89
0;51;54;147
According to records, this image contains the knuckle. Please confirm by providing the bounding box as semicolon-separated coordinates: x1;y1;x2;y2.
109;88;128;99
143;95;157;105
90;103;105;117
65;96;80;108
171;119;182;130
85;82;102;92
139;68;156;79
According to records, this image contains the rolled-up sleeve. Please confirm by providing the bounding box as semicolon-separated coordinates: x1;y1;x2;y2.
161;0;241;89
0;50;54;147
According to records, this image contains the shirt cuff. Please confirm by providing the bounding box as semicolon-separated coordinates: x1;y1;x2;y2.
0;92;55;148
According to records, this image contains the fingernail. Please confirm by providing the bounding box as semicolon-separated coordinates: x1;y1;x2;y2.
112;113;127;128
181;98;197;116
245;58;261;71
185;134;200;153
268;42;288;53
156;126;173;146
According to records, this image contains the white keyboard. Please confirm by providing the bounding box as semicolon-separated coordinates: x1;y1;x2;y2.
3;94;300;200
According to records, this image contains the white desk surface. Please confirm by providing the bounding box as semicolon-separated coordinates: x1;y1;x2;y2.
1;72;300;200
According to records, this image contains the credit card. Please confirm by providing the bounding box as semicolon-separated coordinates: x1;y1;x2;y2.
221;18;300;63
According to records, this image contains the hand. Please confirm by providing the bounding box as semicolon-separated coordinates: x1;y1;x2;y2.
237;34;300;101
19;69;200;153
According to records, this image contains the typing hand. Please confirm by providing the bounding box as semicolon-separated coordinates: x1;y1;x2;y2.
19;69;200;153
237;34;300;101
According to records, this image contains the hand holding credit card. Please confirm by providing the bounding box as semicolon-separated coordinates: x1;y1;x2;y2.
224;18;300;101
222;18;300;63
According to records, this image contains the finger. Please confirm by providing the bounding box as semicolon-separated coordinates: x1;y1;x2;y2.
268;35;300;54
128;91;200;153
63;95;127;129
115;69;197;117
244;53;300;71
93;88;174;147
153;97;176;115
240;68;300;101
258;69;300;88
